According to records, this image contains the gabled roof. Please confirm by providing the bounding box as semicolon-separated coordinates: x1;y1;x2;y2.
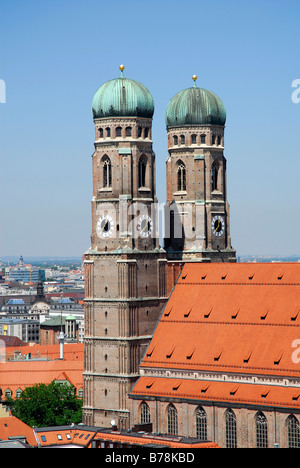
0;359;83;395
132;262;300;410
0;417;37;446
140;262;300;377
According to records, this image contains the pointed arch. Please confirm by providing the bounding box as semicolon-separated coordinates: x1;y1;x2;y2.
140;401;151;424
176;160;186;192
225;408;237;448
102;155;112;188
211;162;219;191
287;414;300;448
167;403;178;435
255;411;268;448
138;155;147;188
196;406;207;440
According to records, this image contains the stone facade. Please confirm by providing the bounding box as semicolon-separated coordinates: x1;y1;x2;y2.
82;111;168;429
165;123;236;262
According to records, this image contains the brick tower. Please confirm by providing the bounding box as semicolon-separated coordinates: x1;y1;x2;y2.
164;75;236;263
82;66;167;429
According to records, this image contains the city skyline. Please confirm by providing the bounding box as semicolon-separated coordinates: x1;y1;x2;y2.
1;0;300;257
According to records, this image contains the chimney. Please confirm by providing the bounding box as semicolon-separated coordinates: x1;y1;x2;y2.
57;331;65;360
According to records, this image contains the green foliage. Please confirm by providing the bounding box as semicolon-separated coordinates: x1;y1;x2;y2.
7;382;82;428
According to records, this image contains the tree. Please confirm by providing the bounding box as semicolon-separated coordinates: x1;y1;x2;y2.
7;382;82;427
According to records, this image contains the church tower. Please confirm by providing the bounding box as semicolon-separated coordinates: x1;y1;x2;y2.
83;66;167;429
164;76;236;263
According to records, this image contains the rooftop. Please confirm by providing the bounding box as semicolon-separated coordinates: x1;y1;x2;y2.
131;262;300;410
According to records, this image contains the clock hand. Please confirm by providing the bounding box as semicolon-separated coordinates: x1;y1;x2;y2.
101;220;108;231
214;220;220;232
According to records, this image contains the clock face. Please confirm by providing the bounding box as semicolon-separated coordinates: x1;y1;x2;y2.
96;214;115;238
212;215;225;237
137;214;153;238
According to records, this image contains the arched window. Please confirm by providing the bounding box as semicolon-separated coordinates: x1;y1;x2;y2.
106;127;111;137
211;164;218;191
99;128;103;138
180;135;185;145
167;404;178;435
173;135;178;145
138;156;147;188
191;134;197;144
200;134;206;144
116;127;122;137
225;409;237;448
126;127;132;137
196;407;207;440
256;412;268;448
177;161;186;191
140;402;151;424
287;415;300;448
102;156;112;188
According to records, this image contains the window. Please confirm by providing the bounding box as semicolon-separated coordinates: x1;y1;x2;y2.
173;135;178;145
41;435;47;442
167;404;178;435
116;127;122;137
138;127;142;138
99;128;103;138
106;127;111;137
57;434;62;441
102;156;112;188
225;409;237;448
144;128;149;138
287;415;300;448
126;127;132;137
196;407;207;440
191;134;197;144
217;135;221;146
256;412;268;448
211;164;218;191
138;156;147;188
177;161;186;191
201;134;206;144
140;402;151;424
180;135;185;145
211;135;216;145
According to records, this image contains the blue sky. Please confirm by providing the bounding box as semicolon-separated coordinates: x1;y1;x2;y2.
1;0;300;257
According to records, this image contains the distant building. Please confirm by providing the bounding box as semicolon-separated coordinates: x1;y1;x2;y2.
0;318;39;343
8;268;45;283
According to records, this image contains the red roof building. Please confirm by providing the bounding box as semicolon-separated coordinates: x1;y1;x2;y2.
130;262;300;448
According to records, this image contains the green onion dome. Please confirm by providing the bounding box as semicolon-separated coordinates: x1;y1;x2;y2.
92;65;154;120
165;76;226;128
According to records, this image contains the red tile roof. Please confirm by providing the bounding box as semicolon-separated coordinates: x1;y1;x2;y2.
0;417;37;446
132;262;300;409
0;359;83;396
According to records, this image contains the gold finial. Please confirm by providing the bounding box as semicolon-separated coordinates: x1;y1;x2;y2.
192;74;197;87
119;64;125;78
